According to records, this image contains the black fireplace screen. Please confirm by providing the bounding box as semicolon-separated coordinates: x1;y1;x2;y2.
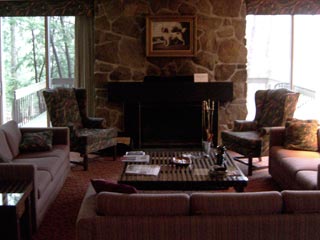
140;103;202;148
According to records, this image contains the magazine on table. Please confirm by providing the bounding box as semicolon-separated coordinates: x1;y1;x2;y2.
121;151;150;163
125;164;161;176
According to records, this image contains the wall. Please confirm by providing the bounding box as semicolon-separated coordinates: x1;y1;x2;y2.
94;0;248;142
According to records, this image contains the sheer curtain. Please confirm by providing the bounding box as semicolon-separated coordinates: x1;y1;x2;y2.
75;16;95;115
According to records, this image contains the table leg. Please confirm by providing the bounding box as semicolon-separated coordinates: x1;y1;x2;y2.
234;186;245;192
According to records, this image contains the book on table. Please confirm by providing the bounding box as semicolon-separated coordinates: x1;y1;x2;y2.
125;164;161;176
121;151;150;163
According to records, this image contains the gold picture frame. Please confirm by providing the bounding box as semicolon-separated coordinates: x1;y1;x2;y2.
146;15;196;57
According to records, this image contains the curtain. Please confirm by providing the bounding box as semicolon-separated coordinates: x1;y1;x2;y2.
75;16;95;116
0;0;93;16
246;0;320;14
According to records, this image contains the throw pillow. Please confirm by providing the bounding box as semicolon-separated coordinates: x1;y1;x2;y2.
91;179;138;194
19;131;53;152
284;119;318;151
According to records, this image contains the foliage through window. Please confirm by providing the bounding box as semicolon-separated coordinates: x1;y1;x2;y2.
0;16;75;126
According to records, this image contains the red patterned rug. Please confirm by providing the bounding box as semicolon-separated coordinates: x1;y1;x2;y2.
32;153;280;240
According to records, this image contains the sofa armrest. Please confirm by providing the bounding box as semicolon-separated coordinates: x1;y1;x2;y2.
318;164;320;190
20;127;69;146
76;184;98;240
0;163;36;181
77;184;98;222
0;163;38;226
269;127;286;148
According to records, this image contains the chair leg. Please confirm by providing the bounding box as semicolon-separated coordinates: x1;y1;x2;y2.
248;157;253;176
113;145;117;161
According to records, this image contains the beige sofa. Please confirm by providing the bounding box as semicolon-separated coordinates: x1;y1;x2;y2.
0;120;70;229
269;127;320;190
76;185;320;240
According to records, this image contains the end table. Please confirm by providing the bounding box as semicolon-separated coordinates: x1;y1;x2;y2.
0;180;33;240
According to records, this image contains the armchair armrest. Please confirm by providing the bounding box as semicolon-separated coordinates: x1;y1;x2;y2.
233;120;258;131
20;127;69;146
83;117;107;129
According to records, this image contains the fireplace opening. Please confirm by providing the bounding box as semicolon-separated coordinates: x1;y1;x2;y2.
140;103;202;148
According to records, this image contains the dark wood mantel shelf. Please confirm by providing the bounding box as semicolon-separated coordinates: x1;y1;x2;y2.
107;82;233;103
106;81;233;148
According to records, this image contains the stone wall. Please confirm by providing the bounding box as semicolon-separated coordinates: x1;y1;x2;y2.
94;0;248;143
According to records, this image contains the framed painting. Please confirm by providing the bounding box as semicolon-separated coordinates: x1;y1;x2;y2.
146;15;196;57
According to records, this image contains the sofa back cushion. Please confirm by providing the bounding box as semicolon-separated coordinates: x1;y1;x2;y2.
0;129;14;162
96;192;190;216
190;192;282;216
1;120;21;157
282;190;320;213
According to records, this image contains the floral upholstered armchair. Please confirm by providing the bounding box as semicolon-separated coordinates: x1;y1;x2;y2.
221;88;299;176
43;88;117;170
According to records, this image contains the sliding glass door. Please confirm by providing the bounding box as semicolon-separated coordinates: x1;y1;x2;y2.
0;16;75;126
246;15;320;120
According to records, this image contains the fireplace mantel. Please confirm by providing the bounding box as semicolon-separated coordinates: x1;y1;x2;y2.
107;82;233;103
106;81;233;148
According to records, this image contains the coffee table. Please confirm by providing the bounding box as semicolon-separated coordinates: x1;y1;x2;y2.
118;150;248;192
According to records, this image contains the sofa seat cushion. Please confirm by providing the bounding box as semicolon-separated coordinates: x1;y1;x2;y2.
295;171;318;190
278;157;320;180
1;120;21;157
270;146;320;160
37;170;52;199
0;129;14;162
190;192;282;216
15;145;69;161
13;156;64;180
96;192;190;216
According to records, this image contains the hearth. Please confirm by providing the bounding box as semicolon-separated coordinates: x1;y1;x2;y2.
107;76;233;148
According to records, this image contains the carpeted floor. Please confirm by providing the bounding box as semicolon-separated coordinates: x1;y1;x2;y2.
32;152;281;240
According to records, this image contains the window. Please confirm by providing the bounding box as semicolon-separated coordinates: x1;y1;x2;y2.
0;16;75;126
246;15;320;120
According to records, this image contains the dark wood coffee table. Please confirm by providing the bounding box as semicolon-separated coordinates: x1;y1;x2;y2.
118;150;248;192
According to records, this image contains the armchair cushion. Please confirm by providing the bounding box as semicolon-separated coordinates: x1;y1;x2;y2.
284;119;318;151
19;131;53;152
233;120;258;131
258;89;299;128
43;88;83;130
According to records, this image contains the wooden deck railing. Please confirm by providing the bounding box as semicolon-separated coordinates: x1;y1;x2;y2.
13;82;46;126
13;78;74;126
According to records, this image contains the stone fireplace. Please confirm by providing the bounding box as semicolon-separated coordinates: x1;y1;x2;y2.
93;0;248;145
107;77;232;148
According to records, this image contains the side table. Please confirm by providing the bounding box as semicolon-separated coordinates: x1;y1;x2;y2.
0;180;33;240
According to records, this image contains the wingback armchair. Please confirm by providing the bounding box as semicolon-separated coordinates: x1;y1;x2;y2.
43;88;117;170
221;88;299;176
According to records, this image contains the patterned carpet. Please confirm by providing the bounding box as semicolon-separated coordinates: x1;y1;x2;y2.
32;153;280;240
